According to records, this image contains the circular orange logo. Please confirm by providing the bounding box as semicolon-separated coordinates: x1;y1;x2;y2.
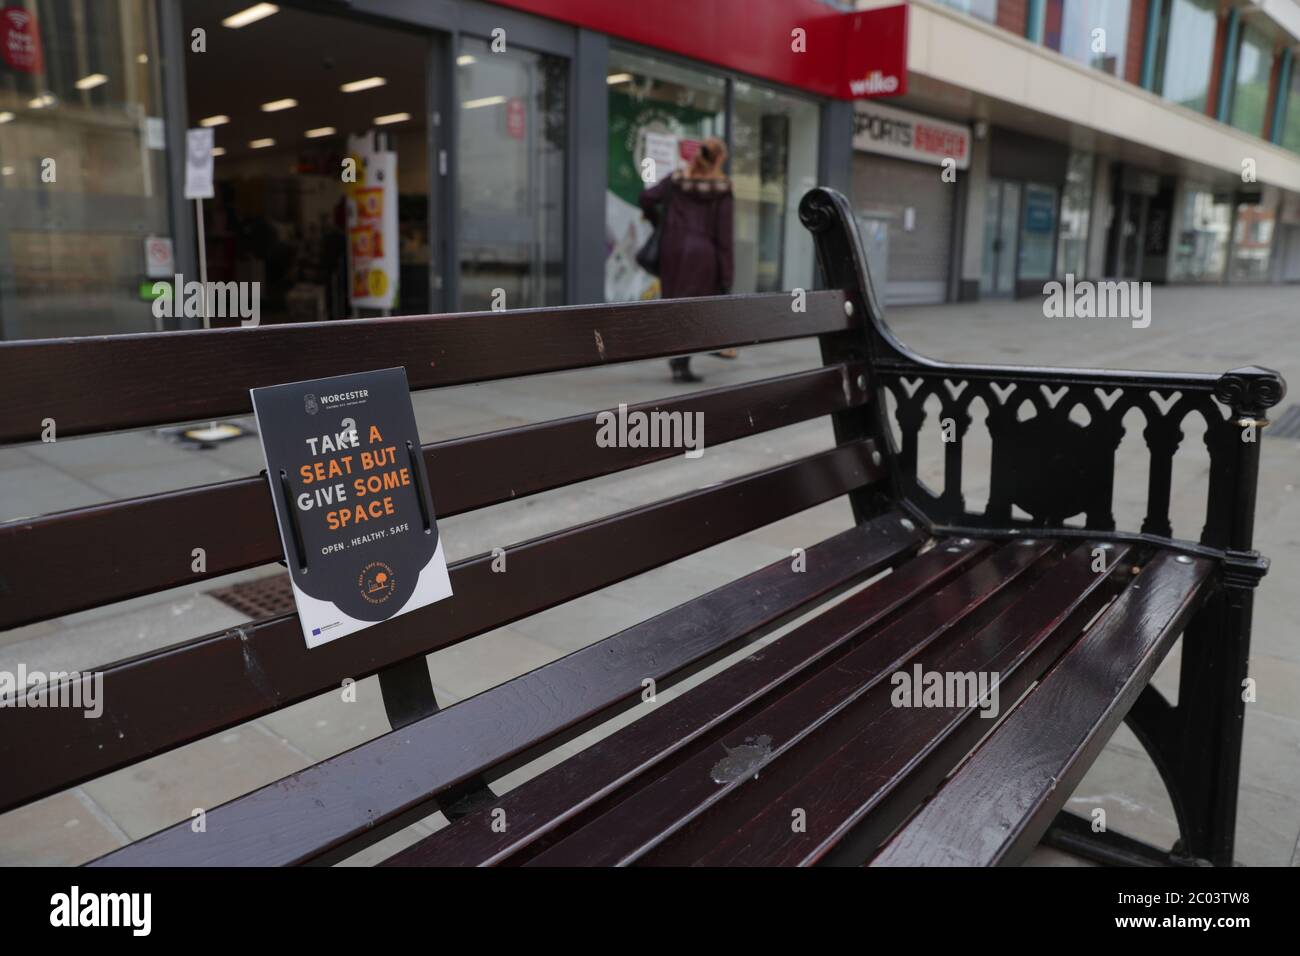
358;561;397;604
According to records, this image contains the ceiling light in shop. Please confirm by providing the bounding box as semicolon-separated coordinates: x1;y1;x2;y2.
137;53;148;64
305;127;336;138
1;166;13;176
250;138;275;149
261;98;298;112
200;115;230;127
223;4;279;28
28;93;55;108
462;96;505;110
75;73;108;90
0;112;13;124
212;147;227;157
606;73;632;85
456;55;476;66
341;77;386;93
374;112;411;125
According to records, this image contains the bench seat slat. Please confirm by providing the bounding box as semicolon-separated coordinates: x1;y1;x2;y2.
0;364;867;631
2;440;883;816
677;541;1134;866
519;539;1059;866
0;291;850;443
869;550;1214;867
384;537;992;866
90;513;920;867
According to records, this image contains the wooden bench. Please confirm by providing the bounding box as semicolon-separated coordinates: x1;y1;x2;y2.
0;187;1283;867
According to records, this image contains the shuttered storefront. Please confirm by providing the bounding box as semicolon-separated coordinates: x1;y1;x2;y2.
852;153;955;305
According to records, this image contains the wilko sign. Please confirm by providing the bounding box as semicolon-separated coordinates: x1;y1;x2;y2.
1;6;43;74
840;4;908;99
852;101;971;171
849;72;899;97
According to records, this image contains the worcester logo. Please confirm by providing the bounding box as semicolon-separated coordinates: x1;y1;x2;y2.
359;561;397;604
304;393;319;415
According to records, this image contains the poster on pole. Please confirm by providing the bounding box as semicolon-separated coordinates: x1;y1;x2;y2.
345;135;399;310
251;367;453;649
184;128;214;200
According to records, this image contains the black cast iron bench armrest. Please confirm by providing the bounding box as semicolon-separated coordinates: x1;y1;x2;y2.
797;188;1285;558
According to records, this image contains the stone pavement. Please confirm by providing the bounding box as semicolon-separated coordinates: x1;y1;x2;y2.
1;284;1297;866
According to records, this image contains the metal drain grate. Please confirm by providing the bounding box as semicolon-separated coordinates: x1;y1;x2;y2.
1268;404;1300;440
209;574;296;620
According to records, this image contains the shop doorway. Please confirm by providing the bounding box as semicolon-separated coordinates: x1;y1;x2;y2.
1107;191;1147;279
184;3;438;324
1105;166;1170;281
980;179;1020;297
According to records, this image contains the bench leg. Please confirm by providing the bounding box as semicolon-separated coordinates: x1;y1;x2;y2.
1042;811;1204;867
378;656;498;821
1119;585;1252;868
1168;585;1252;867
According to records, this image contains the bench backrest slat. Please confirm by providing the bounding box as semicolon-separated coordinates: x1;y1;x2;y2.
0;363;868;631
0;440;883;815
0;291;849;443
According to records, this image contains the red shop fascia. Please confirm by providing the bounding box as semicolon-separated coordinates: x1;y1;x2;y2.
488;0;909;100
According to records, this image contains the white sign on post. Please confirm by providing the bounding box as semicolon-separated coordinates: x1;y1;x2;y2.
184;127;215;199
144;116;166;151
144;236;174;278
642;131;679;182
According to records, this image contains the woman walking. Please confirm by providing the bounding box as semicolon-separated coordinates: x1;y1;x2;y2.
638;136;734;383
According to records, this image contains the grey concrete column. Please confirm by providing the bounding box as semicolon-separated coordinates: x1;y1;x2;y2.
568;29;609;305
1086;158;1112;279
958;131;990;300
818;100;854;200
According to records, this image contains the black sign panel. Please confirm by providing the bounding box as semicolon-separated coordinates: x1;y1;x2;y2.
251;367;452;648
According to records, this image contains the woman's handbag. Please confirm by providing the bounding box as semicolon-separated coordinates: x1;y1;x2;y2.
635;183;672;277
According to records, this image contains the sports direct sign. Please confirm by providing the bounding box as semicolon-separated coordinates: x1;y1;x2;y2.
852;101;971;170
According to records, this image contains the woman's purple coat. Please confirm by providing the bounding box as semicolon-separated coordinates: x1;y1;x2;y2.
639;173;734;299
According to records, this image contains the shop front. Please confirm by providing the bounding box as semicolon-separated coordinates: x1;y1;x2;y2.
850;99;970;305
982;127;1072;298
604;50;822;303
1103;164;1175;283
0;0;912;341
0;0;170;340
1170;182;1233;282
